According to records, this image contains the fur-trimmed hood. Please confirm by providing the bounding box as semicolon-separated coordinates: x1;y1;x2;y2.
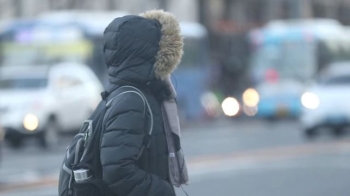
140;10;183;79
103;10;183;90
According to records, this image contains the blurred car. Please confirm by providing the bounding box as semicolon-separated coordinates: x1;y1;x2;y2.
0;62;103;148
300;62;350;137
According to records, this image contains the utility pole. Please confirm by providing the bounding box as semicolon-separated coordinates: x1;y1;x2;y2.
198;0;208;25
107;0;116;10
223;0;233;20
158;0;168;10
13;0;22;18
266;0;277;21
67;0;84;9
289;0;302;18
138;0;148;13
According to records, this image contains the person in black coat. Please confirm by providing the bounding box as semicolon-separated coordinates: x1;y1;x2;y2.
100;10;184;196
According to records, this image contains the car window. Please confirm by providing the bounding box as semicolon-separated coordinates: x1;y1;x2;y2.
322;75;350;85
0;78;47;89
55;76;83;89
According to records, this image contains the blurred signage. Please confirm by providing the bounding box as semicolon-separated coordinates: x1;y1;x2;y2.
14;25;84;44
2;41;93;65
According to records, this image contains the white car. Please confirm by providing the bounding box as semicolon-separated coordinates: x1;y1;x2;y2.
0;62;103;148
300;62;350;137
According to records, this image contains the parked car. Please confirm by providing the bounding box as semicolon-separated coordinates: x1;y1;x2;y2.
0;62;103;148
300;62;350;138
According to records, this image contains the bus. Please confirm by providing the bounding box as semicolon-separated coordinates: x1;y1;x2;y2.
37;11;130;87
244;19;350;119
0;12;212;122
0;11;127;87
173;22;212;122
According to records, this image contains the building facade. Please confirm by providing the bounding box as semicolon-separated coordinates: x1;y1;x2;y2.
202;0;350;34
0;0;199;22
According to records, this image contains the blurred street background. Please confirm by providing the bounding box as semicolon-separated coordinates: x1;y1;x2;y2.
1;0;350;195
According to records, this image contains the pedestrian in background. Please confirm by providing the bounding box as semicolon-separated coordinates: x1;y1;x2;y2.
99;10;189;196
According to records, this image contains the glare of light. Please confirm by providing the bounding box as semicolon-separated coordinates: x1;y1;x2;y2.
243;105;258;117
301;92;320;109
242;88;260;107
221;97;240;117
23;113;39;131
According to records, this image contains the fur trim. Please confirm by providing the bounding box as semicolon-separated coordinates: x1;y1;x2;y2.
140;10;183;79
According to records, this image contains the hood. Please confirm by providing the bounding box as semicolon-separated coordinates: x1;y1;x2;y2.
103;10;183;90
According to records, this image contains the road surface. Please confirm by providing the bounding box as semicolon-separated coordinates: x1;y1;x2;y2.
0;119;349;196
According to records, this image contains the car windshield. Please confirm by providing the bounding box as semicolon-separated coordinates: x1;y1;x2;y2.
251;40;316;81
321;75;350;85
0;77;48;89
180;36;208;67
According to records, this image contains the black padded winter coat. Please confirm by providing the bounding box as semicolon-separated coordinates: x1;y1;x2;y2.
100;10;183;196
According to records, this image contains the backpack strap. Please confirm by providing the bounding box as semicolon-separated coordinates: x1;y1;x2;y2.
79;87;152;163
106;86;154;141
121;86;154;139
103;86;154;160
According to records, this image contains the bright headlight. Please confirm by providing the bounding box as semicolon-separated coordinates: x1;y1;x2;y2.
301;92;320;109
242;88;260;107
23;113;39;131
221;97;240;117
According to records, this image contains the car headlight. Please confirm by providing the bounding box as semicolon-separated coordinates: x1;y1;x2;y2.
23;113;39;131
301;92;320;109
221;97;240;117
242;88;260;107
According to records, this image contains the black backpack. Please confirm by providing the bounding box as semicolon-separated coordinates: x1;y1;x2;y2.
58;86;153;196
